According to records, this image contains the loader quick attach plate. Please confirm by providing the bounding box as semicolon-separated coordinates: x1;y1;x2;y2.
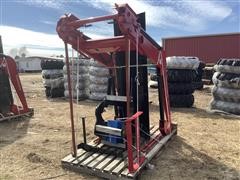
61;124;177;180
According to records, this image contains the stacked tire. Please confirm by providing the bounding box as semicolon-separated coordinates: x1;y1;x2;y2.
193;62;205;90
63;59;89;100
210;58;240;115
88;60;109;101
41;60;65;98
166;56;200;108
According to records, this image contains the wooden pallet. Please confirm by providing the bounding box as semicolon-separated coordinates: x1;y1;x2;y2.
62;124;177;179
0;108;34;122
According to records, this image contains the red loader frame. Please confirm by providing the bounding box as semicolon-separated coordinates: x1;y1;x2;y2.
0;54;33;121
57;3;172;173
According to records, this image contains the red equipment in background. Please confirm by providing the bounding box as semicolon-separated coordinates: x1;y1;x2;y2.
57;4;176;177
0;54;33;121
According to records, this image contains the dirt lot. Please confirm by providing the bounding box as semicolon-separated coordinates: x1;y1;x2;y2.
0;73;239;180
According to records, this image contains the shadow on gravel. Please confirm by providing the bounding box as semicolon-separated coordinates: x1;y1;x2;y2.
0;117;30;149
46;97;99;107
140;136;239;180
171;107;239;120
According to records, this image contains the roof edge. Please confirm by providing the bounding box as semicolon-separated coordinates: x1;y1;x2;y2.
162;32;240;40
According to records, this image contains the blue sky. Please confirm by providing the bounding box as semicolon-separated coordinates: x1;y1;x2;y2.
0;0;239;56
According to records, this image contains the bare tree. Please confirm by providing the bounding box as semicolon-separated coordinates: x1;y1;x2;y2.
9;48;18;58
19;46;29;58
8;46;29;58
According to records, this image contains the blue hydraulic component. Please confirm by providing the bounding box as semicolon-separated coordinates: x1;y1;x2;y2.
107;120;123;144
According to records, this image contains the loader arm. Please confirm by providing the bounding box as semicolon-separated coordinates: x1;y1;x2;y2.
0;55;30;114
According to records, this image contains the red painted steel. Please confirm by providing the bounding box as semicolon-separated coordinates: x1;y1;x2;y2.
69;14;118;28
157;50;171;135
141;133;163;153
163;33;240;64
57;3;172;173
57;4;167;66
57;3;172;134
125;111;144;173
64;43;77;157
0;55;31;115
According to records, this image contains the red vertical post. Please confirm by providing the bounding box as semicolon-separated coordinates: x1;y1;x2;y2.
126;120;134;173
125;38;134;172
125;39;131;118
136;117;140;164
161;50;171;134
125;112;143;173
64;42;77;157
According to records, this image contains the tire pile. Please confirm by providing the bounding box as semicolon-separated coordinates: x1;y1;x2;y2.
41;60;65;98
210;58;240;115
63;59;109;101
88;60;109;101
193;62;205;90
167;57;200;108
150;56;200;108
63;59;89;100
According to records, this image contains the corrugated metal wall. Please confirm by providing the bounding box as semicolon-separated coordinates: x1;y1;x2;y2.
163;33;240;64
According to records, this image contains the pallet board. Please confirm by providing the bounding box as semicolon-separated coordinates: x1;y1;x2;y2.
62;124;177;179
0;108;34;122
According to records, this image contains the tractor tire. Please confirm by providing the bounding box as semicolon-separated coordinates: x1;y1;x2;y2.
195;72;203;82
89;60;105;67
89;66;109;77
168;69;197;83
45;87;51;98
202;67;214;81
41;60;64;70
89;84;108;93
217;58;240;66
89;92;107;101
68;59;90;66
64;90;87;99
89;76;109;85
169;94;194;108
192;81;204;90
50;87;64;98
198;61;206;69
195;63;205;82
82;59;90;66
212;86;240;103
212;72;240;89
168;83;194;94
210;99;240;115
63;74;88;82
42;70;63;79
214;58;240;74
45;87;64;98
150;81;197;93
64;82;85;91
43;78;64;88
167;56;200;70
214;65;240;74
63;65;89;74
150;74;158;81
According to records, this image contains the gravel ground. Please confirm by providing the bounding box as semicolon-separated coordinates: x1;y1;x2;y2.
0;73;239;180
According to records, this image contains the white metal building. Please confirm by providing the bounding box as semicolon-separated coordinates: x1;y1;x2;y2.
15;56;63;72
